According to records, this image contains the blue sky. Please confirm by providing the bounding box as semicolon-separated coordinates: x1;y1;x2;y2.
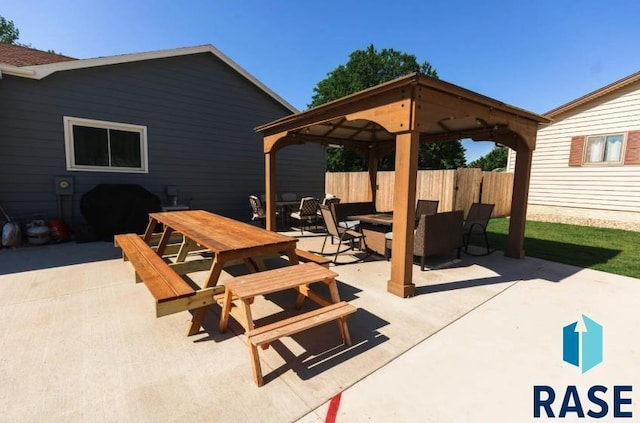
4;0;640;162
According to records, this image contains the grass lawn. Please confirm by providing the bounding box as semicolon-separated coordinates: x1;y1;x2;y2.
474;218;640;279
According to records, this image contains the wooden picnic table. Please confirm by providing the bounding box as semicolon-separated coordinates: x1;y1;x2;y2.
115;210;357;386
142;209;300;335
218;262;355;386
115;210;356;386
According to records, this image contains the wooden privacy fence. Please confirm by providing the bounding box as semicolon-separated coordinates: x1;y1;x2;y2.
325;168;513;217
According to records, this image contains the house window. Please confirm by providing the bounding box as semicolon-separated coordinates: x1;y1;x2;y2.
64;117;148;173
584;134;624;164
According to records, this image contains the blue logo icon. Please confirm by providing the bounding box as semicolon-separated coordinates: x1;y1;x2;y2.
563;315;603;373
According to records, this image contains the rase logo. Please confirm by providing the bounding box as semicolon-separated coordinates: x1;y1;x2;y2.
563;314;603;373
533;315;633;419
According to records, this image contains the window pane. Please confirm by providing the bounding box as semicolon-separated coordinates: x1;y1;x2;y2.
585;136;605;163
110;129;142;168
73;125;109;166
604;135;623;162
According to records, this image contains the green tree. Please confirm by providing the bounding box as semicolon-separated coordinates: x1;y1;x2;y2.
0;16;20;44
311;44;465;171
468;145;508;171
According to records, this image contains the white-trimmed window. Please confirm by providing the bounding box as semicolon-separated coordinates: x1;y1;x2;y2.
64;117;148;173
584;133;624;164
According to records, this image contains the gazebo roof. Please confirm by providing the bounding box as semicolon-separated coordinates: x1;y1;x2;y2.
256;73;549;153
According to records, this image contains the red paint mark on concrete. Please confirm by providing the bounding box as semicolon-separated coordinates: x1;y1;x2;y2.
325;392;342;423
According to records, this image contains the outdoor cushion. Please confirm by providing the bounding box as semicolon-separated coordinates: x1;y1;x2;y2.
338;220;360;229
384;229;417;240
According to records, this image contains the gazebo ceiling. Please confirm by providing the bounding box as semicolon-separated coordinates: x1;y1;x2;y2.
256;72;550;153
300;118;393;143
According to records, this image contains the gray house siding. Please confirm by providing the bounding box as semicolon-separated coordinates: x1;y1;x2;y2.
0;53;325;226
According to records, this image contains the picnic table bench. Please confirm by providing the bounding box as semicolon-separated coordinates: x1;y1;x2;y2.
115;233;331;317
114;233;225;317
219;262;356;386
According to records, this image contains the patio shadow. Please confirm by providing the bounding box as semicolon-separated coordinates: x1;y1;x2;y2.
0;240;121;275
267;307;390;383
415;274;517;295
415;239;621;296
480;233;623;270
189;277;387;385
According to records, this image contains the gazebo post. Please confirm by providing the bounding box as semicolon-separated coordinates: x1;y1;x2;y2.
388;131;419;297
506;137;534;258
367;148;378;205
265;151;277;231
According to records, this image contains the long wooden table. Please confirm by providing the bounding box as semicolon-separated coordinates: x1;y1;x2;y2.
143;209;299;335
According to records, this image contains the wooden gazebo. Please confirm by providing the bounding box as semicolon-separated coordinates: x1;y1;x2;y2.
256;73;550;298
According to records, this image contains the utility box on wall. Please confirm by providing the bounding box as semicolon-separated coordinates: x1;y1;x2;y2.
54;176;74;196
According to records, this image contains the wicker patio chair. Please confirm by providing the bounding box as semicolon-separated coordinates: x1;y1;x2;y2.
385;211;464;270
415;199;439;219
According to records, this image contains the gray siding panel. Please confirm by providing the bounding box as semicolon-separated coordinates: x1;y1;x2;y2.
0;53;325;226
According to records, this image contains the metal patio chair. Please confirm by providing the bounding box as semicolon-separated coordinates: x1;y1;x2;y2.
290;197;320;234
319;205;367;263
249;195;267;226
463;203;495;255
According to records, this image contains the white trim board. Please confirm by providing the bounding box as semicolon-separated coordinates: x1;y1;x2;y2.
0;45;297;113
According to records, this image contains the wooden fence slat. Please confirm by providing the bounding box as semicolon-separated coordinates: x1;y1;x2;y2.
376;171;394;211
326;169;513;217
480;171;513;217
454;168;482;217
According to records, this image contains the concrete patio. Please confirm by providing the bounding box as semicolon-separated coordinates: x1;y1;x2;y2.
1;231;638;422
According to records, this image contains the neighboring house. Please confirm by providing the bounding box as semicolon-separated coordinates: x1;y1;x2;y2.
507;71;640;230
0;43;325;227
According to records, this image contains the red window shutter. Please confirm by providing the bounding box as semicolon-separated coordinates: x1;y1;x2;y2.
568;136;585;166
624;130;640;165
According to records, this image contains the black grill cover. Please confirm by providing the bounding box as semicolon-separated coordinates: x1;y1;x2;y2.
80;184;161;241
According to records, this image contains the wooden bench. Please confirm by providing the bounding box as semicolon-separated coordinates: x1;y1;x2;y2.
115;233;224;317
294;248;331;267
235;249;330;270
248;301;355;386
219;262;356;386
115;232;187;257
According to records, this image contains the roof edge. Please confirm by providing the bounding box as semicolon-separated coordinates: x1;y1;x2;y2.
256;72;549;134
255;73;421;132
416;74;549;124
0;63;37;77
10;44;297;113
545;70;640;119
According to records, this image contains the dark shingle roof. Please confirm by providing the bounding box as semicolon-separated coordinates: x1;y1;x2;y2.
0;42;76;66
